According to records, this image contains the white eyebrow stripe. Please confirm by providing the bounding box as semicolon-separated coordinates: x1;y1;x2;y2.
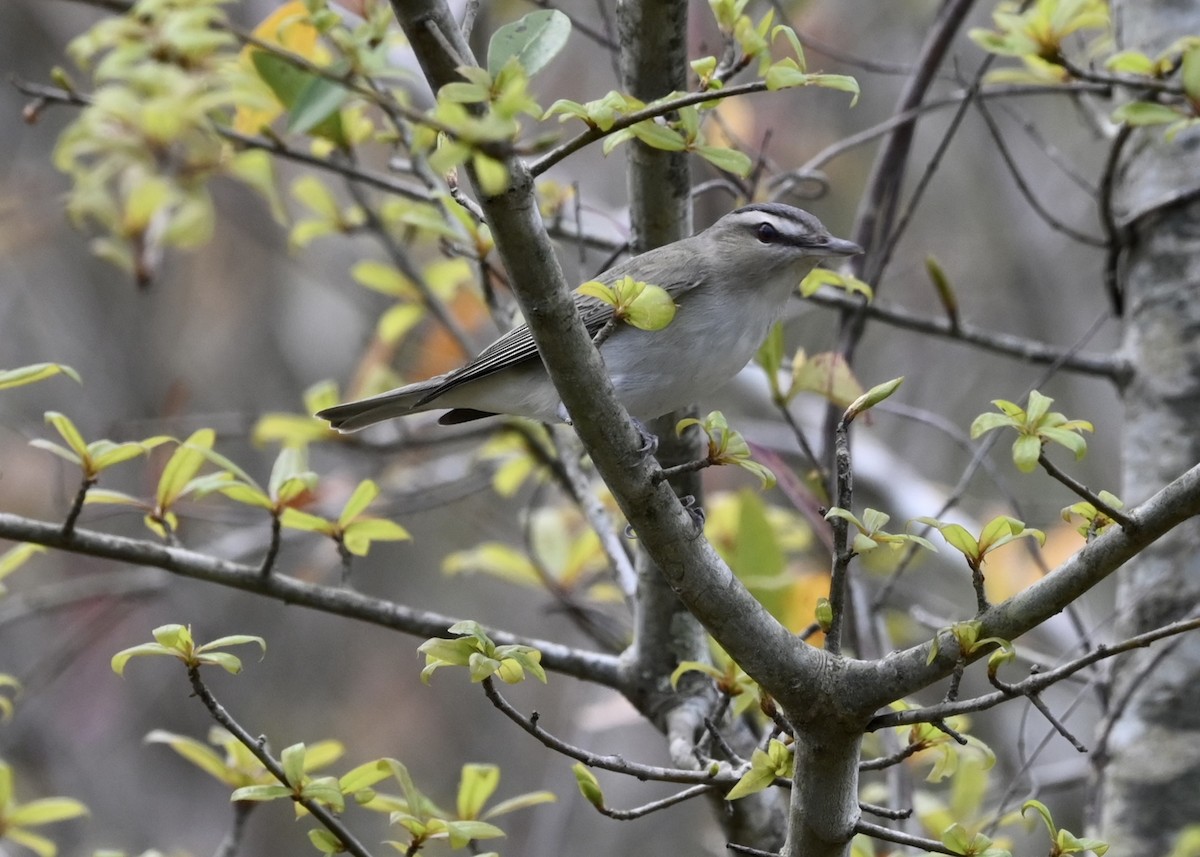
725;208;821;242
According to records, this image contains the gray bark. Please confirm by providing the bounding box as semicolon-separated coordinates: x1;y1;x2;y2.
1098;3;1200;854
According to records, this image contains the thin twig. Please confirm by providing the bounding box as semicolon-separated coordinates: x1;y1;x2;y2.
804;289;1126;380
61;477;96;538
870;614;1200;730
856;820;957;856
258;515;281;577
858;801;912;821
481;677;738;785
824;409;855;656
799;81;1110;177
859;741;925;772
973;96;1107;247
0;512;625;685
593;783;715;819
1037;452;1135;530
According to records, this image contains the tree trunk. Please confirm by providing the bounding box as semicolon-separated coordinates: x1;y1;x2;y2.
1097;4;1200;854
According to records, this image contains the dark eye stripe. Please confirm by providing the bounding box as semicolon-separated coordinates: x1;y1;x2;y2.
756;222;779;243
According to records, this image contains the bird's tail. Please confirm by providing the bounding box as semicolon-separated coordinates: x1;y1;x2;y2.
316;380;442;432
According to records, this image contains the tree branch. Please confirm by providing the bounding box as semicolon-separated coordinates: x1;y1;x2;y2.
868;612;1200;729
804;290;1127;380
0;512;622;687
480;677;736;785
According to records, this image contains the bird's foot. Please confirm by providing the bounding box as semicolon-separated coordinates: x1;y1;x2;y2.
630;418;659;457
679;494;706;534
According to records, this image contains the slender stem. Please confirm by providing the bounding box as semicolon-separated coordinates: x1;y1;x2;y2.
481;677;737;785
653;458;712;483
855;820;957;856
593;783;714;819
61;476;96;538
870;613;1200;729
973;96;1107;247
824;414;855;656
804;290;1126;381
858;801;912;820
259;515;282;577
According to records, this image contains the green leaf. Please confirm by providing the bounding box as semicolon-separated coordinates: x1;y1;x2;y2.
457;764;500;820
352;260;417;298
84;488;145;507
696;145;753;177
342;518;411;556
156;428;216;508
472;153;510;196
28;439;82;466
0;363;81;391
281;507;333;534
144;729;239;786
969;412;1016;438
6;796;89;826
111;642;174;676
571;764;604;807
845;376;903;418
340;759;396;794
309;828;344;854
726;740;791;800
481;789;557;819
281;743;307;786
232;783;293;802
1105;50;1156;75
627;120;688;151
806;73;860;105
3;827;58;857
1181;46;1200;102
487;9;572;78
444;818;505;848
197;651;244;674
291;175;342;222
0;543;47;586
1112;101;1184;126
90;441;147;470
1012;434;1042;473
338;479;380;526
44;411;88;458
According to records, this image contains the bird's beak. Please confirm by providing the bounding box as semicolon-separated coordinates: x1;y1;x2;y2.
816;236;864;257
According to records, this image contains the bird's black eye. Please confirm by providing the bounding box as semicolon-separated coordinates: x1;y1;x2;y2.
756;222;779;243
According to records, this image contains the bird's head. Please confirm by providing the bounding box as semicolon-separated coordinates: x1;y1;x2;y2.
703;203;862;276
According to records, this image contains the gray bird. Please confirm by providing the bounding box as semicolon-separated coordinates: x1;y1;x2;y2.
318;203;861;431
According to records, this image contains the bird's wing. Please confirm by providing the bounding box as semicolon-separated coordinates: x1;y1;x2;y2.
414;292;616;405
417;259;704;406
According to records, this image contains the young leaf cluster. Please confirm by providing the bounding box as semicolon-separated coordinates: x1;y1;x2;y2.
55;0;274;284
418;621;547;685
577;277;678;333
111;624;265;676
823;508;937;556
676;411;777;488
971;390;1093;473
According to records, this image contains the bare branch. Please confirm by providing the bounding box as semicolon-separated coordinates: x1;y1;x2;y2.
0;512;623;686
480;677;737;785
